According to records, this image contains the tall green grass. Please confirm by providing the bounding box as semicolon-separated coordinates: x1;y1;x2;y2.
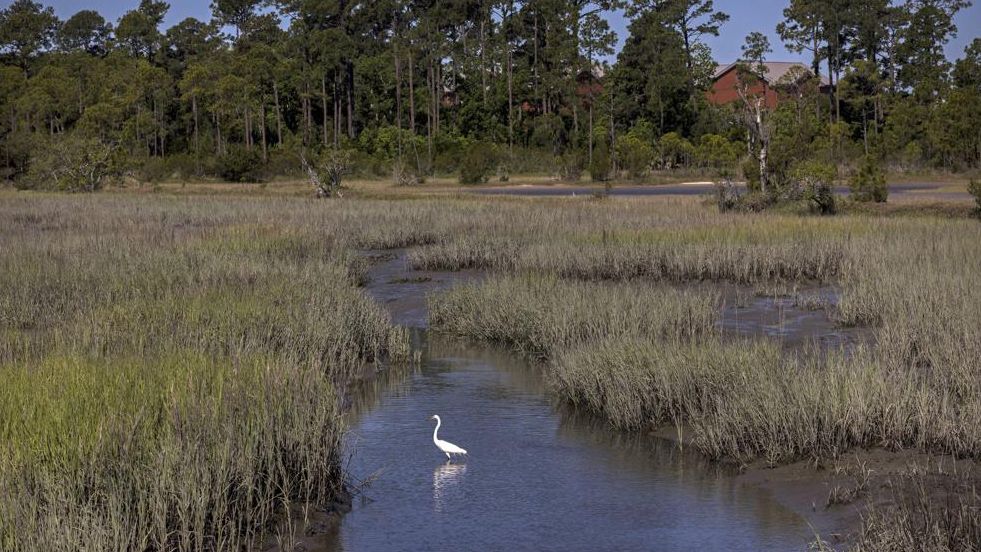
0;195;410;550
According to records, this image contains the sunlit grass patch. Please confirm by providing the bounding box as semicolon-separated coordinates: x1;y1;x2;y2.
430;275;718;360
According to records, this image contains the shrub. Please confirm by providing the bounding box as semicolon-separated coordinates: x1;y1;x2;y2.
556;150;585;181
714;173;739;213
792;160;838;215
302;148;353;197
459;142;497;184
968;179;981;215
696;134;740;170
497;163;510;182
742;156;761;192
735;191;774;212
161;153;206;181
850;155;887;203
589;127;613;182
392;159;424;186
616;134;653;179
656;132;694;169
217;146;263;182
134;156;173;184
25;134;118;192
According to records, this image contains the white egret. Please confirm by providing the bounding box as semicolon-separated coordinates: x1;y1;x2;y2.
430;415;467;461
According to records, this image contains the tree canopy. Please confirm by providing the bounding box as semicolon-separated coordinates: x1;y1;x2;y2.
0;0;978;186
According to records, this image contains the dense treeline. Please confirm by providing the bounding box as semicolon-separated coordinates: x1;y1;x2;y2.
0;0;978;189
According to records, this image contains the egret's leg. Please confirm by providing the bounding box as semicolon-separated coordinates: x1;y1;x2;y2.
446;452;451;461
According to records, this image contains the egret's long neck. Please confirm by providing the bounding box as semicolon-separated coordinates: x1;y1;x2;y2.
432;418;441;443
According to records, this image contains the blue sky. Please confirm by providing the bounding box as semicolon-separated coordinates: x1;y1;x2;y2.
29;0;981;63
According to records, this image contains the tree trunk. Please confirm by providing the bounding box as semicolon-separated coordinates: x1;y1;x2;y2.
507;44;514;155
756;99;768;193
408;51;416;133
192;95;200;154
533;14;540;112
434;61;440;135
334;78;341;149
588;103;593;167
301;93;309;145
347;63;354;138
395;43;404;162
480;18;488;106
215;112;222;156
395;49;403;131
609;82;616;175
427;58;434;165
244;106;251;150
273;81;283;145
260;103;267;162
322;76;329;146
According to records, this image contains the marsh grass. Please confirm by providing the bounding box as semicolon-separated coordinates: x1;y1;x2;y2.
419;196;981;548
0;195;412;550
552;339;981;464
4;192;979;549
430;275;719;360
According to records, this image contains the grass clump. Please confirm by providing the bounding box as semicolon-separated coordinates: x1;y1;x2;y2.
430;275;718;360
553;339;981;465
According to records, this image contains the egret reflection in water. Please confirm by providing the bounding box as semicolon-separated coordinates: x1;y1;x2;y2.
433;461;467;512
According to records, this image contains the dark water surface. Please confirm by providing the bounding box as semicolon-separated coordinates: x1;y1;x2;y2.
325;336;810;552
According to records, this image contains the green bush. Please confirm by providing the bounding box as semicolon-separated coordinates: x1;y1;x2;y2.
742;156;761;192
656;132;694;169
616;134;653;179
25;134;118;192
850;155;887;203
303;148;353;197
714;174;739;213
134;156;173;183
590;138;612;181
792;160;838;215
217;146;264;182
556;150;585;182
968;179;981;215
695;134;740;170
459;142;497;184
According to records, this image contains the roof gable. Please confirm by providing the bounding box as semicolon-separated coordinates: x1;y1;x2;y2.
713;61;830;87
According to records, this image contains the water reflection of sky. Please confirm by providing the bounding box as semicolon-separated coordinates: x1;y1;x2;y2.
433;462;467;513
327;336;810;552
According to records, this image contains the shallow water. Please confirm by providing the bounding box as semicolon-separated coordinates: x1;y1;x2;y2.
362;248;866;351
719;286;870;352
321;335;810;551
290;254;824;551
358;250;482;328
